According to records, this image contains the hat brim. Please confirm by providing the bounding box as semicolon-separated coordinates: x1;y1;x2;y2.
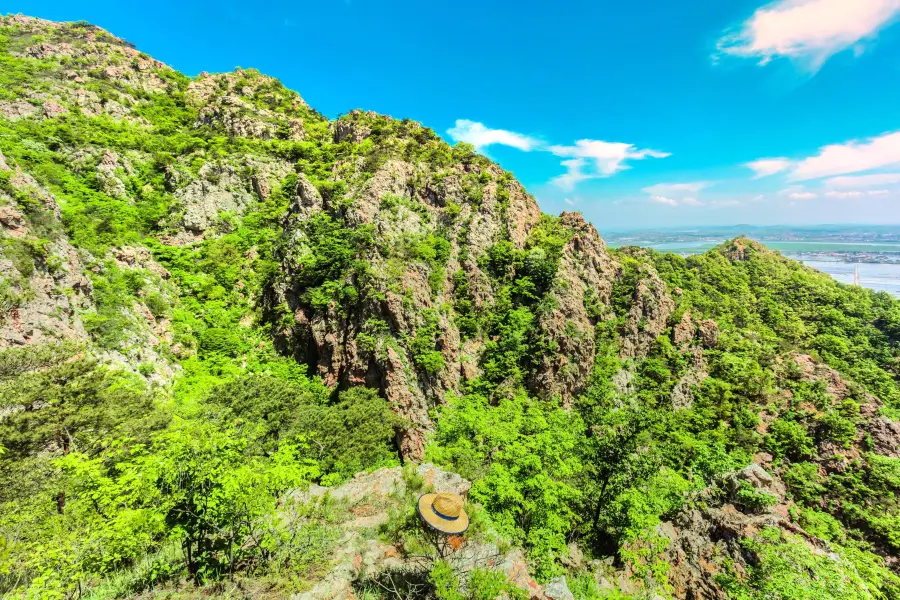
417;493;469;535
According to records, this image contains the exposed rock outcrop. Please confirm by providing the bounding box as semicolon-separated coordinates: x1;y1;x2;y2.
620;266;675;359
657;465;791;600
0;155;92;348
671;349;707;410
269;153;631;456
697;319;719;348
187;71;308;141
530;212;616;402
0;239;92;348
673;311;694;348
175;158;292;236
788;353;900;460
288;463;549;600
95;149;130;199
333;110;376;143
270;155;560;458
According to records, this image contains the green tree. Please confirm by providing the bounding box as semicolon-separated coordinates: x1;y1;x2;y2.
144;420;319;581
428;391;582;577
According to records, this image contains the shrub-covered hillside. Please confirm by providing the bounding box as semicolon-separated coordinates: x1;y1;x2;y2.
1;14;900;600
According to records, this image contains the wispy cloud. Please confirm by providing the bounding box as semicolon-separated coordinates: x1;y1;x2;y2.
790;131;900;180
447;119;541;152
643;182;713;196
448;120;668;191
642;182;717;207
826;190;864;198
548;140;670;190
550;159;591;191
780;185;813;198
825;172;900;188
825;189;891;198
745;157;792;178
718;0;900;69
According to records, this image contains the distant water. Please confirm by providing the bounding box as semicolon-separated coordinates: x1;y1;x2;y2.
800;260;900;298
612;240;900;254
607;239;900;298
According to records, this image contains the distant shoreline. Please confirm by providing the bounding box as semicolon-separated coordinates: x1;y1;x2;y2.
602;229;900;296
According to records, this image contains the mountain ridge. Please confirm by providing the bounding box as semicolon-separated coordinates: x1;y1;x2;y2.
1;14;900;600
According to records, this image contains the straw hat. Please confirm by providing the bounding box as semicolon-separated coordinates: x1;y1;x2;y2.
417;492;469;535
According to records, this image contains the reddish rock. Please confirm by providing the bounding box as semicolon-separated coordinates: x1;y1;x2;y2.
673;311;694;347
698;319;719;348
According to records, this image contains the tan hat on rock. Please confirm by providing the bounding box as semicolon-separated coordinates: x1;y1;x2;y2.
417;492;469;535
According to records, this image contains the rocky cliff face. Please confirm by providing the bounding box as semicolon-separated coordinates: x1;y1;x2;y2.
0;151;92;348
3;16;900;600
0;16;678;451
264;118;629;458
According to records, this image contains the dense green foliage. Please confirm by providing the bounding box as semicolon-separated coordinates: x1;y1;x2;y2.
429;240;900;595
2;16;900;600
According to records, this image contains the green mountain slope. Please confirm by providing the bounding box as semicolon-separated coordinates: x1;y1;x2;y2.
1;15;900;600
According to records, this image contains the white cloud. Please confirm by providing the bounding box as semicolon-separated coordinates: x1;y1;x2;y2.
642;181;713;196
448;120;669;191
642;182;715;207
718;0;900;69
791;131;900;180
745;157;792;178
789;191;818;199
563;197;576;206
824;189;890;198
549;140;670;189
446;119;540;152
825;172;900;188
551;159;594;191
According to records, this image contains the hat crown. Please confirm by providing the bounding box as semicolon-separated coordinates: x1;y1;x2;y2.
432;493;463;518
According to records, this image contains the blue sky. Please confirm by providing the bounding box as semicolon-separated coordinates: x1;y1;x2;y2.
7;0;900;230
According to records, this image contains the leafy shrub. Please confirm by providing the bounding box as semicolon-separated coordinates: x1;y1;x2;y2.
200;327;242;356
818;410;857;448
211;378;400;481
796;508;846;543
294;212;375;311
718;527;900;600
294;387;402;480
143;291;169;318
783;462;823;504
410;309;446;375
734;480;778;513
428;391;582;579
430;560;463;600
0;278;22;316
483;240;518;280
766;419;814;461
469;568;527;600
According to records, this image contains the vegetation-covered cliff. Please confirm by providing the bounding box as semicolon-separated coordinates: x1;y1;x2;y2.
1;15;900;600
